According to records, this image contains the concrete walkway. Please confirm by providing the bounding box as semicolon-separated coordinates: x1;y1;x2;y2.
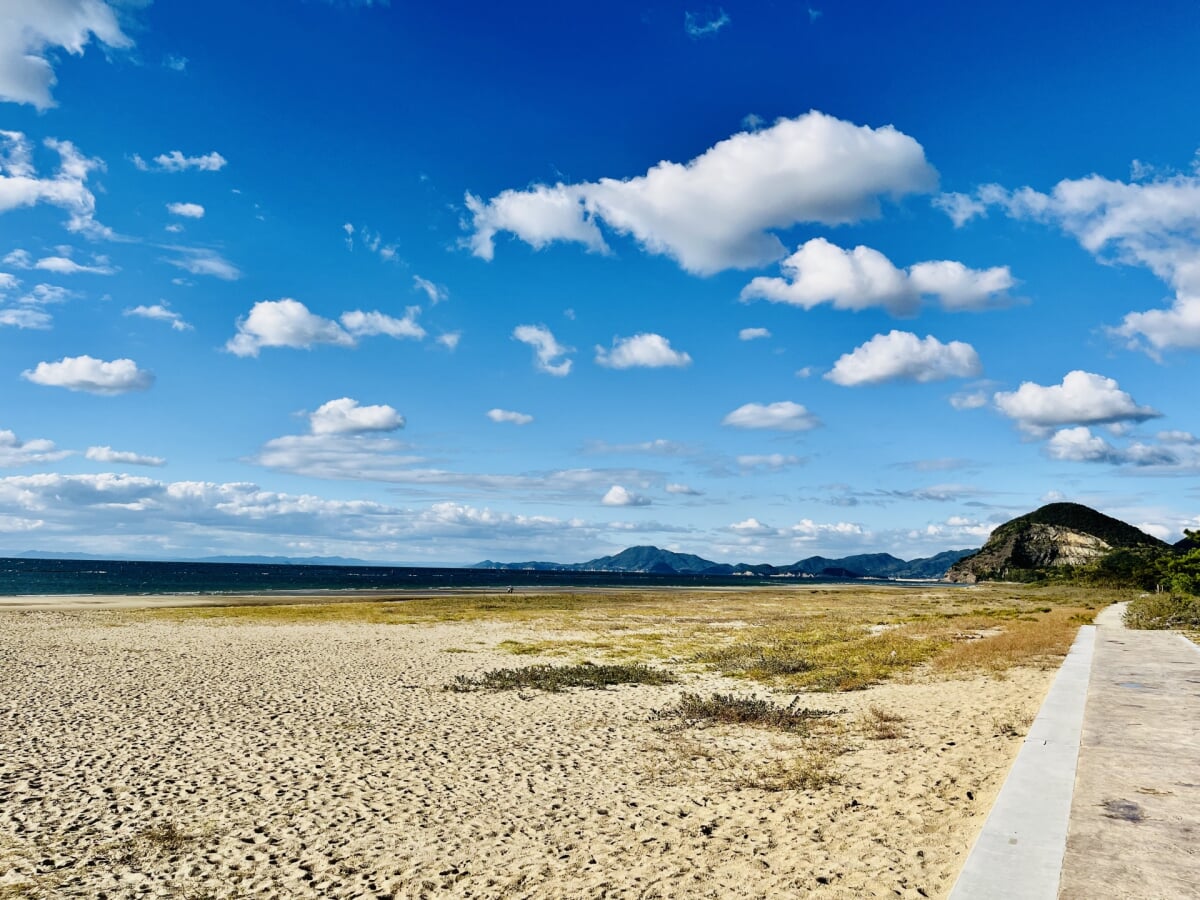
1058;603;1200;899
950;602;1200;899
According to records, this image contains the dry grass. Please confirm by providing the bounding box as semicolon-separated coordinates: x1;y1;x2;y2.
136;582;1123;691
742;744;844;792
861;704;906;740
931;607;1086;673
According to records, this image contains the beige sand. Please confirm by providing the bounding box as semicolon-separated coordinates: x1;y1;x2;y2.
0;606;1053;899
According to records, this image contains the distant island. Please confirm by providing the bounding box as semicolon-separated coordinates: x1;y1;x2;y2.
477;501;1200;590
8;501;1199;591
473;545;976;580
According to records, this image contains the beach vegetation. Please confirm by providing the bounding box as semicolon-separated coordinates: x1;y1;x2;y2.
694;625;946;691
861;704;906;740
742;750;842;791
447;661;677;692
930;607;1084;673
140;583;1112;689
1124;593;1200;630
657;692;836;733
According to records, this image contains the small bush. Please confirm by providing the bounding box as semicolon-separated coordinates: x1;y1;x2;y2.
447;661;676;693
659;692;835;733
1125;594;1200;630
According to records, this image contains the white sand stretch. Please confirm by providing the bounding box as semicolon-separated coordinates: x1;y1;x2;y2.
0;610;1052;899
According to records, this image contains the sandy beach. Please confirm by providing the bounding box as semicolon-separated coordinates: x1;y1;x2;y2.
0;589;1070;899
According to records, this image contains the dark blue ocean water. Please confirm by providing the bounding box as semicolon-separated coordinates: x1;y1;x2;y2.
0;557;788;596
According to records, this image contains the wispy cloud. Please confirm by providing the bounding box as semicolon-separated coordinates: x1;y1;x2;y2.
684;8;731;38
513;324;573;376
124;303;192;332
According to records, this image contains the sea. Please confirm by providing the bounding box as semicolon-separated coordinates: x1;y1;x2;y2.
0;557;798;596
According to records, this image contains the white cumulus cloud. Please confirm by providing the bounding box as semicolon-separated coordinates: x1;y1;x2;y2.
513;324;573;376
1045;427;1122;463
0;132;109;237
826;331;982;386
738;327;771;341
227;299;354;357
0;0;132;109
0;308;50;329
0;430;70;467
21;355;153;395
601;485;651;507
740;237;1013;315
1043;426;1181;468
34;254;115;275
993;370;1160;434
941;172;1200;354
722;401;821;431
85;446;165;467
465;111;936;275
167;202;205;218
487;409;533;425
309;398;404;435
340;306;425;340
595;333;692;369
227;300;427;356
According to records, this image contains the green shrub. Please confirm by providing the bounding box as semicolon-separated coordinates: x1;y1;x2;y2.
447;661;676;692
659;692;835;732
1124;594;1200;630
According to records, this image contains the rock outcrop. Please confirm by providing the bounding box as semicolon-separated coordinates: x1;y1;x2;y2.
947;502;1167;583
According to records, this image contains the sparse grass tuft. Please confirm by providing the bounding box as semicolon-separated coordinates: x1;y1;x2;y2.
741;740;844;791
659;692;836;733
861;704;905;740
140;821;194;853
1125;594;1200;630
447;661;676;693
991;710;1034;738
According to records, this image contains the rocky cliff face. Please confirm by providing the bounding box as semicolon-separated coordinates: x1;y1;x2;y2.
948;523;1112;582
946;501;1167;584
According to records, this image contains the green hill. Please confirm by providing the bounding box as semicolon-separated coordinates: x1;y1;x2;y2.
947;502;1167;583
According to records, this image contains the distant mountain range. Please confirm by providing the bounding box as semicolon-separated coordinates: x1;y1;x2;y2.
473;545;977;580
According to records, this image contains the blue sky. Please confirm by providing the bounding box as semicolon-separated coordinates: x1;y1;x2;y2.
2;0;1200;564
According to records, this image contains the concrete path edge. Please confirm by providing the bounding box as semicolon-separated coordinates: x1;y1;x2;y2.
947;624;1097;899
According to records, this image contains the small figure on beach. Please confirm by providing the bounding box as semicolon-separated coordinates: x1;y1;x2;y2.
507;586;514;594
